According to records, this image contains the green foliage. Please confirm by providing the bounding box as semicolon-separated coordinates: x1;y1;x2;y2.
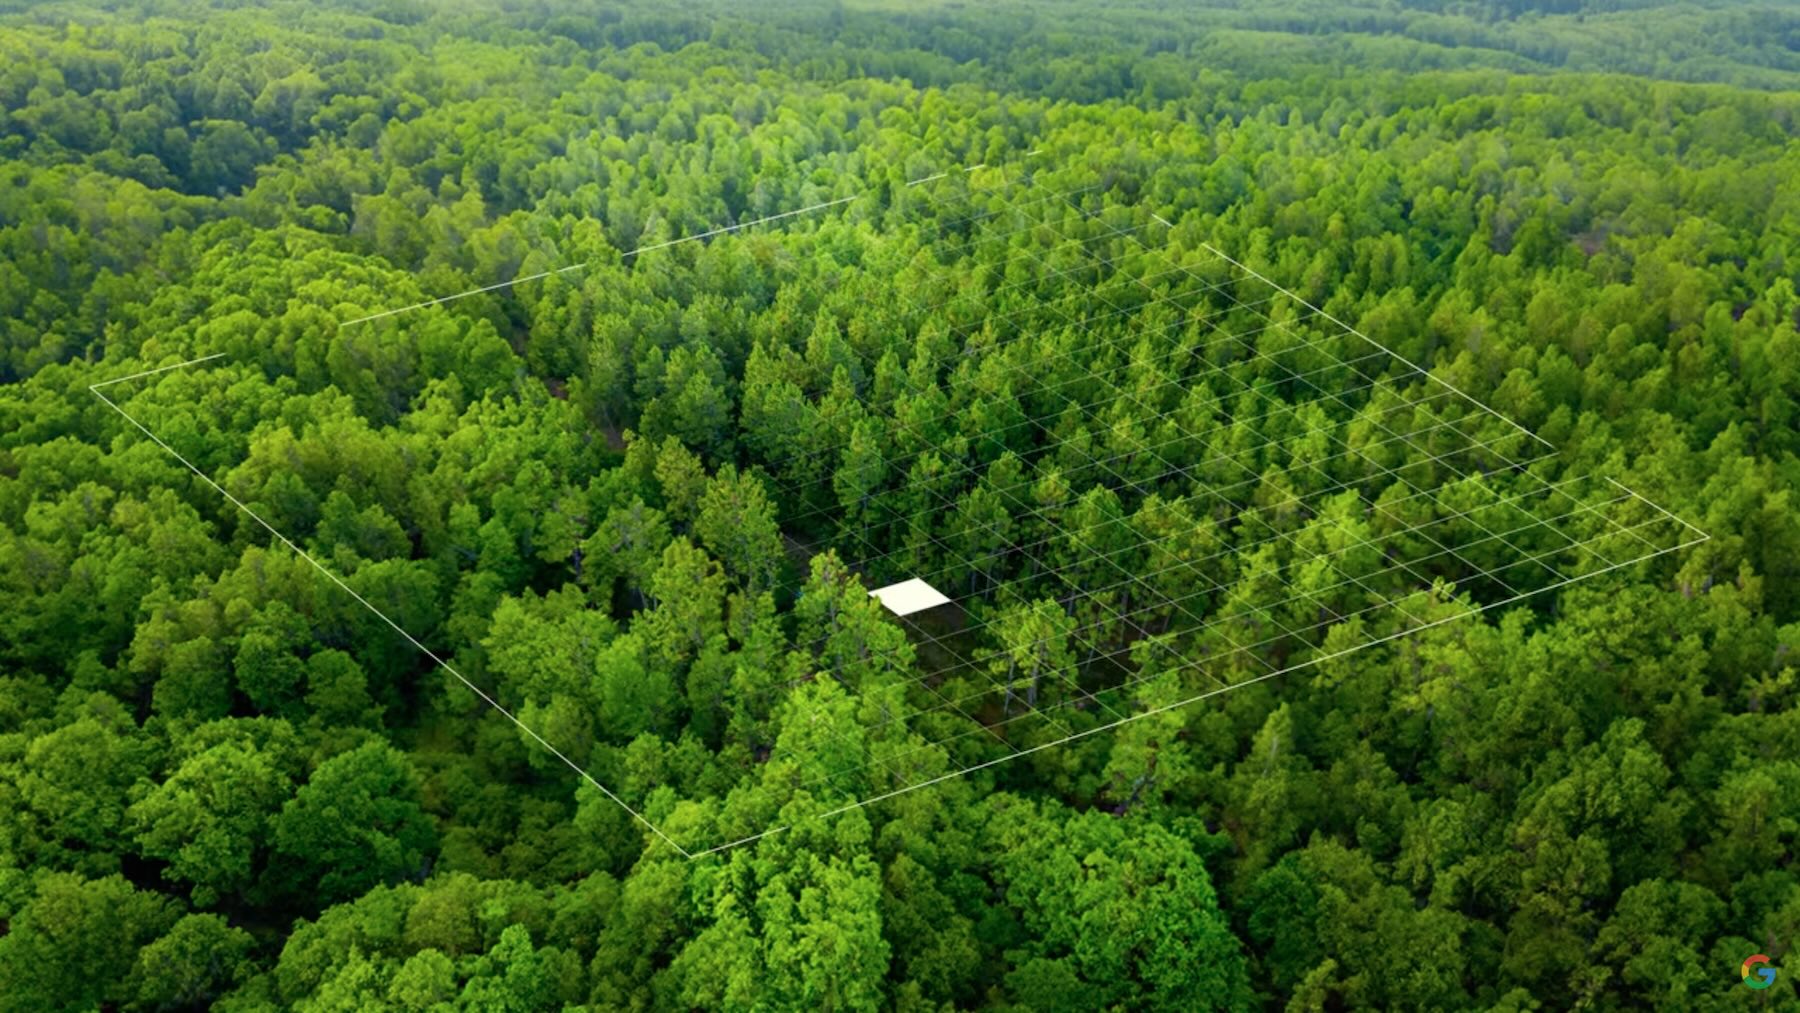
0;873;177;1012
272;741;437;907
0;0;1795;1009
128;912;257;1009
128;727;299;905
990;803;1252;1011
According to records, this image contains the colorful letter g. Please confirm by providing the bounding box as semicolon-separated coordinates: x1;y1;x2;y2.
1743;954;1777;990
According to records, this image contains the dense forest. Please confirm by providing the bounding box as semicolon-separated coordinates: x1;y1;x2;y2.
2;0;1798;1009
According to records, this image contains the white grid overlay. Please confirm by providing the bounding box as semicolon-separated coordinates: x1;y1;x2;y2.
88;164;1707;858
680;172;1705;853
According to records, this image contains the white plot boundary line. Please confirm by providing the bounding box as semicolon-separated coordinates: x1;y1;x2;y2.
87;179;1709;858
96;346;1706;860
89;352;228;388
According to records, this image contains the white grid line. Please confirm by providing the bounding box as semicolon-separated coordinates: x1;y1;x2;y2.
88;352;228;388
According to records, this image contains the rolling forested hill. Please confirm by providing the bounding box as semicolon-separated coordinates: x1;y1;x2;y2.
1;1;1797;1009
